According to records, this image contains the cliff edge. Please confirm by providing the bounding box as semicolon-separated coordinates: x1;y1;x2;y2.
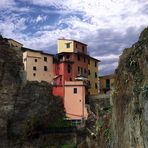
0;40;65;148
112;28;148;148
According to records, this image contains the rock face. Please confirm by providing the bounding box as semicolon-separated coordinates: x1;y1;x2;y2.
112;28;148;148
0;40;65;147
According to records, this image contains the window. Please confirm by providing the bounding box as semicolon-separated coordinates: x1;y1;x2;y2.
82;46;85;53
33;66;36;71
76;44;78;48
66;43;70;48
106;79;110;90
78;55;80;61
44;66;48;71
95;72;97;78
81;67;83;74
33;73;36;76
88;70;91;75
78;66;80;73
88;81;91;87
24;58;27;62
95;61;97;67
66;55;70;59
35;59;37;62
84;57;86;63
70;78;72;81
88;59;90;64
95;83;98;89
73;88;77;94
44;57;47;62
84;68;87;74
67;64;71;73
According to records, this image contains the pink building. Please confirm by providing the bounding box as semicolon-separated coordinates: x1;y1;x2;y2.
64;81;88;120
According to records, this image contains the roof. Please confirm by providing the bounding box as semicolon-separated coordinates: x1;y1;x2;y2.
99;74;115;78
21;47;54;56
56;52;100;62
88;56;101;62
58;38;87;46
8;39;23;46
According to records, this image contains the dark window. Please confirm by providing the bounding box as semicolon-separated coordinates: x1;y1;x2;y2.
66;43;70;48
88;81;91;87
84;68;87;74
95;72;97;78
73;88;77;94
81;68;83;74
33;66;36;71
67;64;71;73
84;57;86;62
95;61;97;67
88;59;90;64
24;58;27;62
78;66;80;73
78;55;80;61
88;70;91;75
35;59;37;62
95;83;98;89
70;78;72;81
76;44;78;48
33;73;36;76
44;57;47;62
44;66;48;71
106;79;110;90
66;55;70;59
82;46;85;53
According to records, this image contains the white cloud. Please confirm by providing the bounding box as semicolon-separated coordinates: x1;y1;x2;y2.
1;0;148;75
94;54;119;61
36;15;47;23
0;0;16;9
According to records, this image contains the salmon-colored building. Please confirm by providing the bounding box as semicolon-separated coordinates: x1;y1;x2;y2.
64;81;88;120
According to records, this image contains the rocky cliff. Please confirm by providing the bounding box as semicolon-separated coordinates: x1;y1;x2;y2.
0;41;65;147
112;28;148;148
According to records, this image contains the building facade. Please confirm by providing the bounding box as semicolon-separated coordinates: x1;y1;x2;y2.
88;57;100;95
58;39;87;54
22;48;54;82
64;81;88;120
99;74;115;94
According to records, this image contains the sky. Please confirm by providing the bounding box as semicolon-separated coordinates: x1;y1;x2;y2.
0;0;148;75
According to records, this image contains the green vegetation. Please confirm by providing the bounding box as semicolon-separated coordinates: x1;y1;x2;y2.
22;96;66;139
97;106;112;145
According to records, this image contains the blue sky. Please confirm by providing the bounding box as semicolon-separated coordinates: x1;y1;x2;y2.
0;0;148;75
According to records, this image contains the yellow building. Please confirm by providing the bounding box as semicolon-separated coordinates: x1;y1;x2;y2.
58;38;87;54
22;47;54;82
99;74;115;94
88;57;100;95
8;39;23;50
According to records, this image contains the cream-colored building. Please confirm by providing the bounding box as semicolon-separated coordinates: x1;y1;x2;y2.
88;57;100;95
57;38;87;54
22;47;54;82
8;39;23;50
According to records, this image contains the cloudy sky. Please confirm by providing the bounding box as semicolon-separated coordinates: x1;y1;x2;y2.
0;0;148;75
